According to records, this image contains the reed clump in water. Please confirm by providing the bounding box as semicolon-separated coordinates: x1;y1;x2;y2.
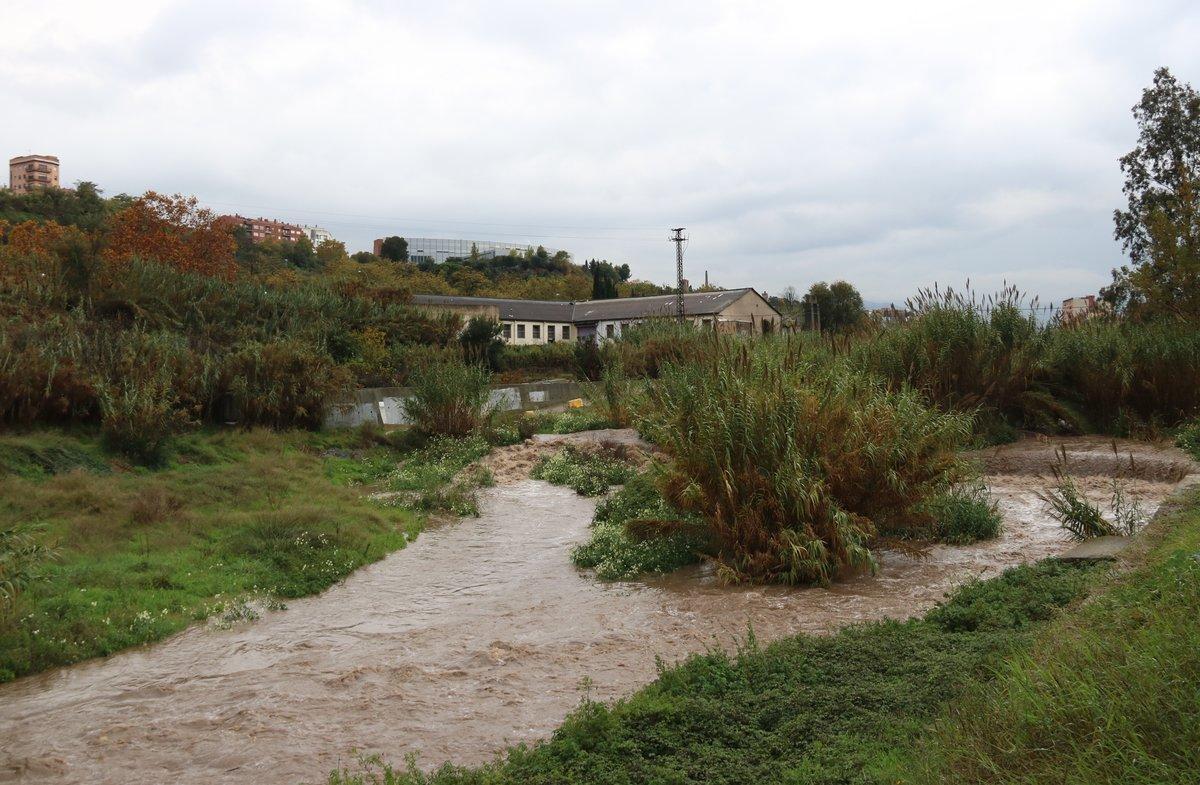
641;336;971;585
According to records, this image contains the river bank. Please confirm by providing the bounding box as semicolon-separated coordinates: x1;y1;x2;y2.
1;435;1194;783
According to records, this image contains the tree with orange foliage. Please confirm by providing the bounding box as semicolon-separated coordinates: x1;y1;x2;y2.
2;220;69;257
104;192;237;279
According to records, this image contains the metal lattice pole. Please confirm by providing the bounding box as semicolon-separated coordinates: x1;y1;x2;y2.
670;227;686;322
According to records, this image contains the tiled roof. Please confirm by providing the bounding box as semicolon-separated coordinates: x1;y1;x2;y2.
410;294;574;322
410;289;769;323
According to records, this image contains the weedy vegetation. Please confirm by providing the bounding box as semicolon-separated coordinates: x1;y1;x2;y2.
571;471;709;580
530;444;637;497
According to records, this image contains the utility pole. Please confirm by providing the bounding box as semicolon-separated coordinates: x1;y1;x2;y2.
670;227;686;322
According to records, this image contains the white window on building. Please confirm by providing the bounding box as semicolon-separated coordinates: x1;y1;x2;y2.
517;323;526;339
502;323;511;339
605;324;615;338
532;324;541;340
561;325;570;340
547;325;556;342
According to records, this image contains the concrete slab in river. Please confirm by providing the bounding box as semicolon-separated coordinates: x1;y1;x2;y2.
1058;536;1130;561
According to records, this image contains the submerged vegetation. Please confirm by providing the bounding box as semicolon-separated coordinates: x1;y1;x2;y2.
530;444;636;497
571;471;708;581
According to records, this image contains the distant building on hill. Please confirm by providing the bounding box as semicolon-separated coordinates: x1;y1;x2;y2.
8;154;60;193
305;225;334;247
372;236;558;264
411;289;781;345
870;305;912;325
221;214;308;244
1061;295;1105;322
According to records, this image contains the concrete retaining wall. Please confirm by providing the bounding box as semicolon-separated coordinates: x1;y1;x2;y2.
323;379;583;429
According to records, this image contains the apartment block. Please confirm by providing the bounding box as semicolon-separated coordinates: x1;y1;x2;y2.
222;214;308;244
8;155;60;193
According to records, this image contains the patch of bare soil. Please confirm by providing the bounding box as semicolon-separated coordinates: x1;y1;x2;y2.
471;428;655;484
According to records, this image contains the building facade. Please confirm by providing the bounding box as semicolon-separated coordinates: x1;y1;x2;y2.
410;289;781;346
222;215;308;244
372;236;558;264
1060;295;1106;323
8;155;60;193
305;225;334;247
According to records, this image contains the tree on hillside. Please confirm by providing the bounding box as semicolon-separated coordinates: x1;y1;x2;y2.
1104;67;1200;321
379;236;408;262
316;239;348;267
0;180;123;232
104;192;237;279
588;259;621;299
802;280;866;332
284;237;319;271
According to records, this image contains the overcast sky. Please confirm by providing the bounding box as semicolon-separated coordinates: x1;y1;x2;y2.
5;1;1198;304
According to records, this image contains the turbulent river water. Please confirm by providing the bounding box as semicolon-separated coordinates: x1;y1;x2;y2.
1;437;1195;784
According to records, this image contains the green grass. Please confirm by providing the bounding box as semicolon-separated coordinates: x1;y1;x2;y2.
883;486;1200;784
379;434;493;516
0;427;422;682
327;560;1100;785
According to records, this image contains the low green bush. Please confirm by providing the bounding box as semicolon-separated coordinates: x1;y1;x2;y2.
572;473;708;580
531;445;634;496
544;409;613;434
1176;419;1200;461
927;481;1003;544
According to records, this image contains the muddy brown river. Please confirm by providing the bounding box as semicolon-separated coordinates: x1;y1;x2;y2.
1;437;1195;784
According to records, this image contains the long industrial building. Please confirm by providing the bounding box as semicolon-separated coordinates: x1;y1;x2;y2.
410;289;781;344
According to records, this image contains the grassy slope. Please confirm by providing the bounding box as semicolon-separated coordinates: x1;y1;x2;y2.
885;485;1200;785
0;427;419;682
328;561;1100;785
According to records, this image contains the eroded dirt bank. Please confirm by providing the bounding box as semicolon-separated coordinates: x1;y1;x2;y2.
0;436;1194;784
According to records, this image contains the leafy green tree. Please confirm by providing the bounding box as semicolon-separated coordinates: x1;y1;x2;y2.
802;280;866;332
379;236;408;262
351;251;380;264
589;259;621;299
315;239;348;267
1104;67;1200;321
283;237;318;270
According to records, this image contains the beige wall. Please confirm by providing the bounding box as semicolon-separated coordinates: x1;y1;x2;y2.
713;291;781;334
8;155;60;193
